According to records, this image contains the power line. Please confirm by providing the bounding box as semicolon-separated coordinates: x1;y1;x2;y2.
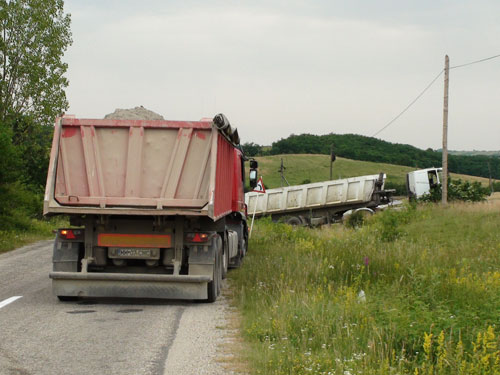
451;53;500;69
372;52;500;137
372;69;443;137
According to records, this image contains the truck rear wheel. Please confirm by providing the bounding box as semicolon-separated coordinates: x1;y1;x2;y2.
207;240;222;303
222;234;229;279
207;261;218;303
230;237;245;269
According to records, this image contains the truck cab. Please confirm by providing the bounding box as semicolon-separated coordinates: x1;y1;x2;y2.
406;167;443;199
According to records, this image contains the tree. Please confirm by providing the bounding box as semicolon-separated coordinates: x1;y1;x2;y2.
0;0;72;126
242;142;262;157
11;114;53;187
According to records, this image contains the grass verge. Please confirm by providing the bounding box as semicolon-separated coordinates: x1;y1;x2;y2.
230;201;500;374
0;182;68;254
0;216;66;254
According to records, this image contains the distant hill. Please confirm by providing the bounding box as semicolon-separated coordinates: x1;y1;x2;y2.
248;154;493;193
243;133;500;179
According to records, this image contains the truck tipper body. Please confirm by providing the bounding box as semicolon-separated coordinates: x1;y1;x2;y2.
245;173;392;225
44;114;247;302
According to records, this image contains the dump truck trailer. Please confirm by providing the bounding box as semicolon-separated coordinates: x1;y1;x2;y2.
44;114;248;302
245;173;392;225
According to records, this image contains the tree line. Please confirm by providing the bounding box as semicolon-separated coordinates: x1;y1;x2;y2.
0;0;72;230
242;133;500;180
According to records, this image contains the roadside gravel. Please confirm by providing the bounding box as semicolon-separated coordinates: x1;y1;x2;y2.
162;289;240;375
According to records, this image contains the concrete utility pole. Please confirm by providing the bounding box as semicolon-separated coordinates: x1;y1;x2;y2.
442;55;449;204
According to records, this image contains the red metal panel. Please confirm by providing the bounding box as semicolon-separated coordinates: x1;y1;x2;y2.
231;149;245;214
213;134;235;220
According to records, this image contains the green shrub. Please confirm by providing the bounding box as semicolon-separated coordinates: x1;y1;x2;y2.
345;210;365;229
419;178;490;203
0;182;44;231
371;204;417;242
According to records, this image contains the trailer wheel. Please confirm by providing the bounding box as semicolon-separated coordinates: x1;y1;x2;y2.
217;247;222;297
222;234;229;279
207;259;218;303
285;216;304;226
207;239;222;303
241;237;247;257
230;237;244;269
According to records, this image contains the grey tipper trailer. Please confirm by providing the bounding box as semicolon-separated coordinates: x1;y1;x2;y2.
245;173;393;226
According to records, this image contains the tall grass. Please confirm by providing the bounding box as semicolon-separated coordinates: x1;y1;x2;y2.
230;202;500;374
0;182;66;253
0;216;66;253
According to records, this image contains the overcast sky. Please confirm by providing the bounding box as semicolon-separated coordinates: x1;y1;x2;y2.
63;0;500;151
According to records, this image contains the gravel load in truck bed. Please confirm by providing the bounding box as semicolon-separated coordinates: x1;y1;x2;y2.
104;106;164;120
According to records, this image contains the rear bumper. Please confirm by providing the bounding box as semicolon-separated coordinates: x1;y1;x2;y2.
49;272;211;300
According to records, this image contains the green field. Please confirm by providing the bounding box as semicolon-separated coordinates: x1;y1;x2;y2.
248;154;493;190
230;201;500;374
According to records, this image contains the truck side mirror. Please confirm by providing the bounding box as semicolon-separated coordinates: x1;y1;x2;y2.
249;169;258;188
250;160;258;169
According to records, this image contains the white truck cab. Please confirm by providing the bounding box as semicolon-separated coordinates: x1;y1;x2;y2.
406;168;442;199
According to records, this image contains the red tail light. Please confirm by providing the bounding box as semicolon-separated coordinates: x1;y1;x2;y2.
59;229;83;240
185;232;210;243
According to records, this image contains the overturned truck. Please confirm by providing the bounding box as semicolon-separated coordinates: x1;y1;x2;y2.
245;174;393;226
44;114;248;302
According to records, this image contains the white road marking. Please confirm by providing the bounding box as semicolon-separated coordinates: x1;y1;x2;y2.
0;296;22;309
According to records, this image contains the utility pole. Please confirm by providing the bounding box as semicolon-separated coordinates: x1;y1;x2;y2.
329;144;335;180
488;161;493;193
442;55;449;204
278;158;290;187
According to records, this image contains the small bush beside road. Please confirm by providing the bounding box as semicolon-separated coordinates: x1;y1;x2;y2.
230;202;500;374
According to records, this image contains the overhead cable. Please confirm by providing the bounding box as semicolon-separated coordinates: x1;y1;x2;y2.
451;53;500;69
372;70;443;137
372;53;500;137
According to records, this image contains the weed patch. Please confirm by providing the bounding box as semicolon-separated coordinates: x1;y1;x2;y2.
0;182;66;253
230;203;500;374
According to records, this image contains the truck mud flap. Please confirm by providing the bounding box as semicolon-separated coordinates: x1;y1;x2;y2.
49;272;211;300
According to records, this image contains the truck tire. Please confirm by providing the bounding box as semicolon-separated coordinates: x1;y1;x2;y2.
242;237;247;257
286;216;303;226
222;234;229;279
230;237;245;269
217;249;222;297
207;260;218;303
207;240;222;303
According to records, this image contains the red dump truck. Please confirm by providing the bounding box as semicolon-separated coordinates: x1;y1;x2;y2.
44;114;251;302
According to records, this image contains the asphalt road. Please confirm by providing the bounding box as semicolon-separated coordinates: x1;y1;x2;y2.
0;241;234;375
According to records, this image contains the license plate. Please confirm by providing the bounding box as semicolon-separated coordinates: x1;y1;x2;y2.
108;247;160;259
